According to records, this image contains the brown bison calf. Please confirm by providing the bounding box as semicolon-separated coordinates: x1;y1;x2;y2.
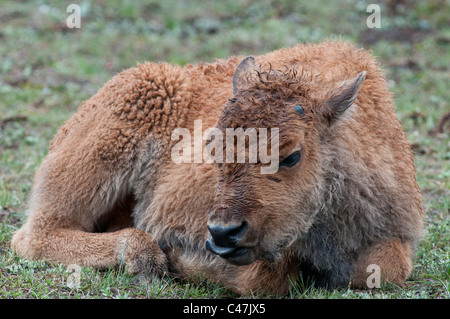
11;41;423;295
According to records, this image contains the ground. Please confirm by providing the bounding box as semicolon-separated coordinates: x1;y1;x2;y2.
0;0;448;298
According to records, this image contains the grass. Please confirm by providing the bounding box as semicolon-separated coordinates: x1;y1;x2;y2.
0;0;449;299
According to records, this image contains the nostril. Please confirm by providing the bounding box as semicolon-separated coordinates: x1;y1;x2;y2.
207;222;248;248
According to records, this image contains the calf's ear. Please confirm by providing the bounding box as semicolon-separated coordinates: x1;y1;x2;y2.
323;71;366;123
233;56;258;95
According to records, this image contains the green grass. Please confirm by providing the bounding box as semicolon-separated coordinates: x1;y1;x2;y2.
0;0;448;299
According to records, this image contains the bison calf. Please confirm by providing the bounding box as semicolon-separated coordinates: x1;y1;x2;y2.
11;41;423;295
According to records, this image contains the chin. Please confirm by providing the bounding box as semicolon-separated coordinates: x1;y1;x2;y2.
205;239;257;266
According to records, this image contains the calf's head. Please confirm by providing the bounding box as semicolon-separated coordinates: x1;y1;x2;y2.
206;56;366;265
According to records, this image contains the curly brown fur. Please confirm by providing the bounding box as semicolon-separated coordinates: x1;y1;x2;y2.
12;41;423;295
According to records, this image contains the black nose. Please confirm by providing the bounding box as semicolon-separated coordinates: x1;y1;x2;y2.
207;222;248;248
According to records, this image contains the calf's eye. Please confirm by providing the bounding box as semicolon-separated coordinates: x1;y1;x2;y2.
279;151;301;168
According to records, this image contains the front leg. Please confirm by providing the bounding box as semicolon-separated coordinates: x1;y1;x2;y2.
352;238;413;288
12;224;168;278
230;257;300;296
